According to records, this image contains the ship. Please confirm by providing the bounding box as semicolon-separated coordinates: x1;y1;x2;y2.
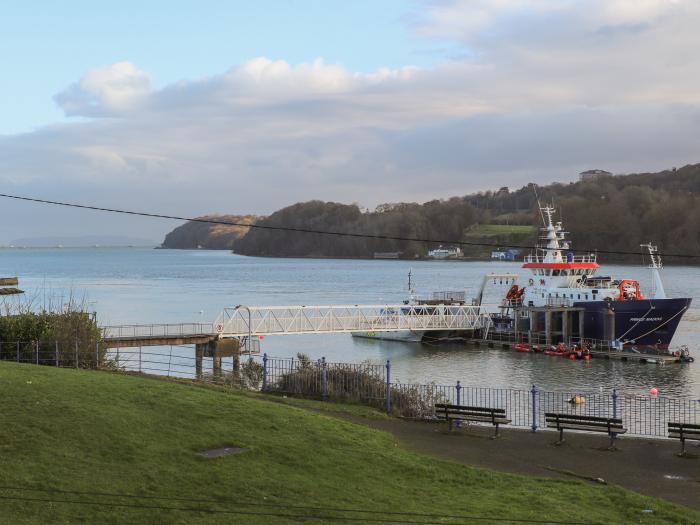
501;206;691;352
352;206;691;354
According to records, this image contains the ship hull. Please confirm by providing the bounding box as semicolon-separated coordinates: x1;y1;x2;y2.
576;297;692;351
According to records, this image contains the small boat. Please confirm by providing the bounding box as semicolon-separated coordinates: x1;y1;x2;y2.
514;343;532;353
544;350;572;357
674;345;695;363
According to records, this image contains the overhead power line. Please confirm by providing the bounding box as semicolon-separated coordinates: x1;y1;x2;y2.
0;192;698;259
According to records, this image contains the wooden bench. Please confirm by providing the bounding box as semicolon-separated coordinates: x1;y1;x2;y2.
434;403;511;438
545;413;626;448
668;422;700;455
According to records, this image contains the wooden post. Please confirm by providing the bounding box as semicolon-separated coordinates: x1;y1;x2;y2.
211;342;221;379
578;311;585;341
561;311;569;345
606;308;616;344
195;343;204;379
545;310;552;346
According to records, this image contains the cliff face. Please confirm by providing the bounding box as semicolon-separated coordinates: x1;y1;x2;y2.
161;215;259;249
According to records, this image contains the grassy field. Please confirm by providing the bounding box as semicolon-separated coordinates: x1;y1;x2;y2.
464;224;537;238
0;363;697;524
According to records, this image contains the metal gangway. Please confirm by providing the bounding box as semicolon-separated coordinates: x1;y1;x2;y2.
101;304;492;347
213;304;491;338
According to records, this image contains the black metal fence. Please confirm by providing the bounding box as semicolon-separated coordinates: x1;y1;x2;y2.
2;340;698;440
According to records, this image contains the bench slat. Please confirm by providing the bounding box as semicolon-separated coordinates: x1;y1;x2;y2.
669;432;700;439
439;410;506;418
668;423;700;430
545;413;623;425
546;422;626;433
436;404;505;414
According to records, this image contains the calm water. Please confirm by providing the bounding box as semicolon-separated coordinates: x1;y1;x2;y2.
1;248;699;397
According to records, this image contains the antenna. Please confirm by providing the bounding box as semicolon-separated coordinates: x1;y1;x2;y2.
530;183;545;225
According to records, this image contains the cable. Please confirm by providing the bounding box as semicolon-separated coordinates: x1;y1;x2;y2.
1;193;698;259
0;487;600;524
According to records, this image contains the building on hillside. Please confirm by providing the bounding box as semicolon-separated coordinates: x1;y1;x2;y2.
579;169;612;182
490;249;521;261
427;246;463;259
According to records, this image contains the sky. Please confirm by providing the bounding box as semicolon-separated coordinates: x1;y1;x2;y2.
1;0;700;243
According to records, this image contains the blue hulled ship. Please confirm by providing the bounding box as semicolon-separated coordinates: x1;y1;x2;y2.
515;206;691;352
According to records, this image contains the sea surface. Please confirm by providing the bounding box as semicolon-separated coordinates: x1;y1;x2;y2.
1;247;699;397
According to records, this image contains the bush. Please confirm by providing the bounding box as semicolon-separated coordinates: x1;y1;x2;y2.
271;353;445;417
0;294;102;367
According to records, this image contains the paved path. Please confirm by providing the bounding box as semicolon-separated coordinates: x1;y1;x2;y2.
342;415;700;512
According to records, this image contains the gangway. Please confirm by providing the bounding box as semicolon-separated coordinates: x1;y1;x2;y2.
214;304;490;338
102;304;492;347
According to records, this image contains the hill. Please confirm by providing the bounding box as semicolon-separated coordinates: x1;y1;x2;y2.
161;163;700;261
1;362;694;524
161;214;259;249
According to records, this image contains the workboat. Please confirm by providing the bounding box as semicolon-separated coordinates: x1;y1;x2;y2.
500;206;692;353
351;270;468;343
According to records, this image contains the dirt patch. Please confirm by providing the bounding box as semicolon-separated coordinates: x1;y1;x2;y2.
198;446;248;458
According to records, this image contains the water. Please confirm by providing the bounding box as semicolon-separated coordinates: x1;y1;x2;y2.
1;247;699;397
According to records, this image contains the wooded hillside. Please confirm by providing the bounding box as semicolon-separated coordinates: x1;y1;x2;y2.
162;163;700;262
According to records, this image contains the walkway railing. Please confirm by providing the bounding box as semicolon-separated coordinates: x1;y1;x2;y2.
214;304;490;337
2;340;698;440
102;323;214;340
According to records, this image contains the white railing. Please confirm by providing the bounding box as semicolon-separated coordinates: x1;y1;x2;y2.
215;304;490;337
102;323;214;340
523;254;597;264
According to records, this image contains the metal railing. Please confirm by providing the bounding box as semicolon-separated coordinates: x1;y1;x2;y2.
215;304;490;337
524;254;597;264
2;340;698;440
102;323;214;340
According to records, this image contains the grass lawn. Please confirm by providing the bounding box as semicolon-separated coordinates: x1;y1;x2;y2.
464;224;537;237
0;362;697;524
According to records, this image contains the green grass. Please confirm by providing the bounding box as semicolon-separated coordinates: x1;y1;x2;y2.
464;224;536;237
0;363;697;524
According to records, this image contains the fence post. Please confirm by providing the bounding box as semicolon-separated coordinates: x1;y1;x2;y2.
35;340;39;365
139;346;142;373
385;360;392;413
95;341;100;369
455;380;462;428
321;357;327;400
611;388;618;443
262;353;268;392
16;341;20;362
55;341;59;367
75;339;79;369
530;384;538;432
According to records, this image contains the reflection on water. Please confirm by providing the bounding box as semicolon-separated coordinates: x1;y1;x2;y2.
1;248;698;397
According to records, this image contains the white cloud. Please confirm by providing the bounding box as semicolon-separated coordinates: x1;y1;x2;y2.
54;61;151;117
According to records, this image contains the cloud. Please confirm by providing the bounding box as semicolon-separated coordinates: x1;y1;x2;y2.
2;1;700;242
54;61;151;117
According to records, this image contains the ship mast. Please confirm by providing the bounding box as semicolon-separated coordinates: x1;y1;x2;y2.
539;206;564;263
641;243;666;299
